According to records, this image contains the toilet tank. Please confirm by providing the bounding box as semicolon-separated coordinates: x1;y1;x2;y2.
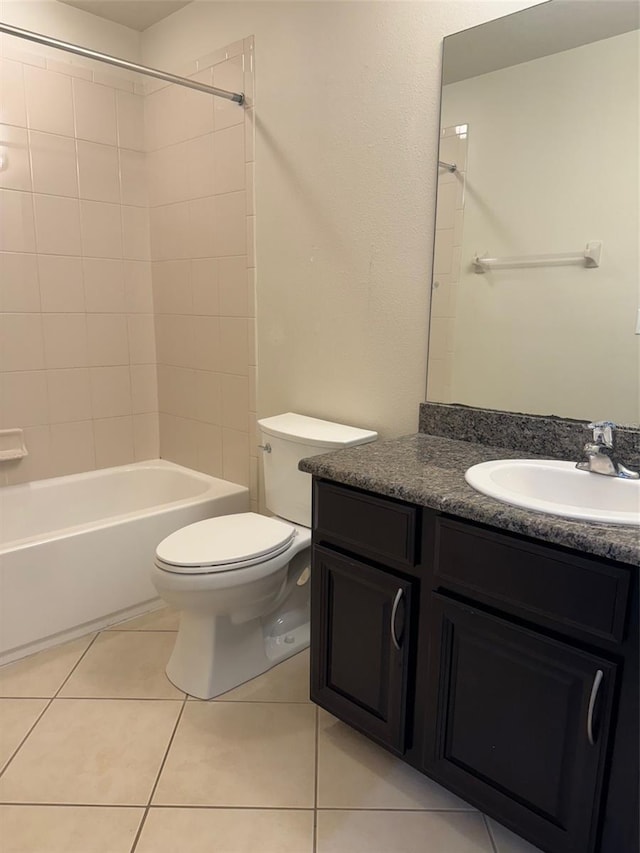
257;413;377;526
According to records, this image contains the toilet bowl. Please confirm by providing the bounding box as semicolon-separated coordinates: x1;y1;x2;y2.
152;413;377;699
153;513;312;699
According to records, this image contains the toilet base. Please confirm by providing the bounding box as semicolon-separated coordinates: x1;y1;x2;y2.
165;608;310;700
265;621;310;663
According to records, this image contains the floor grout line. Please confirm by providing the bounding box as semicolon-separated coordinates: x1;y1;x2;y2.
311;807;480;812
313;704;319;853
0;803;147;809
21;696;187;702
2;695;313;703
0;700;52;781
188;699;314;704
53;633;101;697
0;641;496;852
0;802;482;812
130;693;189;853
0;632;100;780
483;813;500;853
129;807;150;852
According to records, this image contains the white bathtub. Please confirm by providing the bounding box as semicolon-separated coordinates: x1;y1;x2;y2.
0;460;249;664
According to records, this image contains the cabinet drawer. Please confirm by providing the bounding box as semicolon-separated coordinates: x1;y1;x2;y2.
435;517;630;644
314;480;419;568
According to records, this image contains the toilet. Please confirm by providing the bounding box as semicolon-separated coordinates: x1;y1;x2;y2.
152;412;377;699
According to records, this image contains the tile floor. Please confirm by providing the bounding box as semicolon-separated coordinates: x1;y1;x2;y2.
0;607;544;853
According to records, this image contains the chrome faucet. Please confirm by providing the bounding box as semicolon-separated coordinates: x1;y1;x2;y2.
576;421;640;479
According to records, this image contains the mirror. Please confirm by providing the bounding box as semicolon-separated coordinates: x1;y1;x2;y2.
427;0;639;424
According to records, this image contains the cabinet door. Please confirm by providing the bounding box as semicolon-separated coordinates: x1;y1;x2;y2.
311;545;412;754
423;594;616;853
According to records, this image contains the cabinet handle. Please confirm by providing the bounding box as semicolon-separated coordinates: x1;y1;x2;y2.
390;587;403;651
587;669;604;746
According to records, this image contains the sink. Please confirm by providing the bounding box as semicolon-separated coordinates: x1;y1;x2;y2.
465;459;640;526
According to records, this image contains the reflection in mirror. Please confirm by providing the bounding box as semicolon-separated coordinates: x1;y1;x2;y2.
427;0;639;424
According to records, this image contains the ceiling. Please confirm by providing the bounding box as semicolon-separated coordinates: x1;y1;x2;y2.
58;0;192;32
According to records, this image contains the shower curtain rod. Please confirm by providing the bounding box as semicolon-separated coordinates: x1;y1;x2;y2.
0;22;245;105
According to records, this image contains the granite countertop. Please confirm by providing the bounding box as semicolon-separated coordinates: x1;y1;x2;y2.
299;433;640;567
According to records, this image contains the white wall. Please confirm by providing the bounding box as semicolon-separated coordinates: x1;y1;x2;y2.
142;1;540;438
441;30;640;423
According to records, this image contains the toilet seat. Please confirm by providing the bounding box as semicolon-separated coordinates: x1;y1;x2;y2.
155;512;298;574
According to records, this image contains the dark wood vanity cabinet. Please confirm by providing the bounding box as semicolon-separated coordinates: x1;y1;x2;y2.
310;478;638;853
310;482;421;754
424;595;616;853
310;546;414;754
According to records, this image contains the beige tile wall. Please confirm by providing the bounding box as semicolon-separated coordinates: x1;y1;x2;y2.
146;37;257;508
0;35;256;499
0;39;158;486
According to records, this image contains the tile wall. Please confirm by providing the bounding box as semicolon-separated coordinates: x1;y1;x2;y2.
0;35;256;503
426;124;468;404
146;37;257;508
0;37;157;486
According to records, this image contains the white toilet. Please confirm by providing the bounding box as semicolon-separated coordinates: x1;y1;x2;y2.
152;413;377;699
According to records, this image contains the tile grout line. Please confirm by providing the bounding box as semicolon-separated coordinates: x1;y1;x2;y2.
311;807;480;813
53;632;101;697
8;696;187;702
3;629;184;702
0;802;483;812
0;644;496;851
129;693;189;853
2;696;313;705
483;813;499;853
0;700;51;781
0;694;186;702
0;802;145;809
191;698;313;705
0;632;100;780
313;704;319;853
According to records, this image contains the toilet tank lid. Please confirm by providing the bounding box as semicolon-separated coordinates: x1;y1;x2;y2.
257;413;377;448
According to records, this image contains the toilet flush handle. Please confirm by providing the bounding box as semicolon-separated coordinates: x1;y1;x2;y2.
258;443;272;453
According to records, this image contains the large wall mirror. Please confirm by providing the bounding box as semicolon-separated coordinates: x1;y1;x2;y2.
426;0;639;424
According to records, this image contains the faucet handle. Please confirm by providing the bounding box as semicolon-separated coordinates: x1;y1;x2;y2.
587;421;616;447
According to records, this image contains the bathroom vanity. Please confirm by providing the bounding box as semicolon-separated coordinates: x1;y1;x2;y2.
301;409;639;853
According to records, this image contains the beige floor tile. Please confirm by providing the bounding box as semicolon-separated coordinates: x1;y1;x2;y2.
487;817;545;853
153;701;316;807
0;635;96;698
317;810;494;853
136;808;315;853
317;710;475;810
0;698;182;805
58;631;183;699
0;699;48;770
107;605;180;631
0;805;143;853
212;649;311;703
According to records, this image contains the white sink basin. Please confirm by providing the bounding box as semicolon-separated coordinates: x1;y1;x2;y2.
465;459;640;526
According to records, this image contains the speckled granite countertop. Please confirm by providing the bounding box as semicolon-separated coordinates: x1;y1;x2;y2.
299;433;639;567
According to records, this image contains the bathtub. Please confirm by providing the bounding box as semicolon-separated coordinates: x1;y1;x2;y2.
0;460;249;664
